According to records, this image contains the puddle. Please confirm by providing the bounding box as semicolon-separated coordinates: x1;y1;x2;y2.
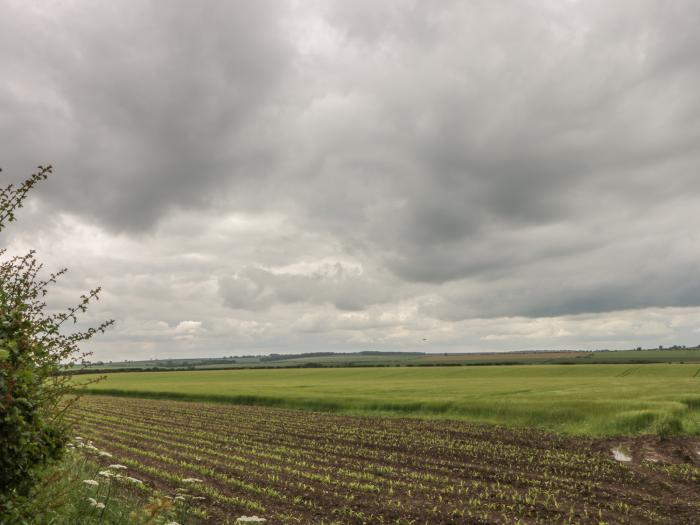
612;447;632;462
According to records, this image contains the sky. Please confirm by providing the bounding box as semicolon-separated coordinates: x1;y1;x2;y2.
2;0;700;361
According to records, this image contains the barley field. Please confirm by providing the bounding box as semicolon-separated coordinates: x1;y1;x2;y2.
78;364;700;435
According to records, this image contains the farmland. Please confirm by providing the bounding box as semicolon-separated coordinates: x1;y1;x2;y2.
71;362;700;522
71;395;700;524
77;363;700;435
73;348;700;372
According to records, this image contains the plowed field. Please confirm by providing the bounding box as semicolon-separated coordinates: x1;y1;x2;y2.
71;395;700;524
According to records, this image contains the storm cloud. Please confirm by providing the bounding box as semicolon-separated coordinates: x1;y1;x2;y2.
2;0;700;359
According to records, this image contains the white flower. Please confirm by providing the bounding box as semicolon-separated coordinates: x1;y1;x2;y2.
83;479;99;487
236;517;266;523
87;498;106;510
181;477;203;483
75;436;84;441
125;477;143;484
165;522;181;525
98;470;113;478
108;464;127;470
174;496;186;501
99;451;113;458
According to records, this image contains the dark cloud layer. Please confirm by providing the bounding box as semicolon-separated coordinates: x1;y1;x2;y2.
2;0;700;357
1;0;292;229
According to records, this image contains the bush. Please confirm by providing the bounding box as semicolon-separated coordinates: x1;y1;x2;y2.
0;166;112;520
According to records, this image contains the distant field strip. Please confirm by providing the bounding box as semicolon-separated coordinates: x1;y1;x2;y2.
71;396;700;525
76;364;700;435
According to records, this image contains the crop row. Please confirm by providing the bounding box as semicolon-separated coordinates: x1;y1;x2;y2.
70;395;699;524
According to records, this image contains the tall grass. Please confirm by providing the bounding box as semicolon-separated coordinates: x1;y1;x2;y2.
9;449;203;525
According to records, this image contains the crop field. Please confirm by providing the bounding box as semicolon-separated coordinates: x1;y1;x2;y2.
72;348;700;373
577;349;700;364
78;364;700;435
411;351;588;364
71;395;699;524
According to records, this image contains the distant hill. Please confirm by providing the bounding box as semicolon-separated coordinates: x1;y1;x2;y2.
67;346;700;374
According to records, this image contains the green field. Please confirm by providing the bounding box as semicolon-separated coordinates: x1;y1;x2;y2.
77;363;700;436
73;348;700;373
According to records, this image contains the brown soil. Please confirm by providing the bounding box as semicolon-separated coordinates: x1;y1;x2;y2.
593;435;700;466
72;396;700;525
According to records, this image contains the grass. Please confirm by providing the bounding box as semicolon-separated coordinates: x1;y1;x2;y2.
75;363;700;436
7;447;203;524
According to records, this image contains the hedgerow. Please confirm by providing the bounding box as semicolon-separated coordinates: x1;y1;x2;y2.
0;166;112;521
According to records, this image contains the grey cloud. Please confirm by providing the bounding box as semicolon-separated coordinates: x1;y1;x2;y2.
289;0;700;314
218;263;395;312
422;211;700;320
1;0;293;231
3;0;700;361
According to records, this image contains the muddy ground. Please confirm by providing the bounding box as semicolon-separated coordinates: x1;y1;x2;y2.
72;396;700;525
